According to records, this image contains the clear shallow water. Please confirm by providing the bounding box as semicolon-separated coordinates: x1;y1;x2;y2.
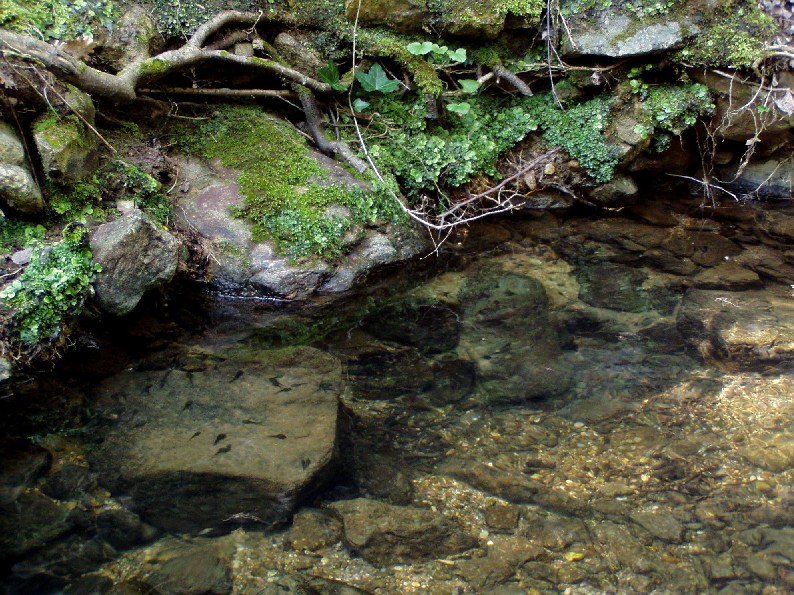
3;196;794;594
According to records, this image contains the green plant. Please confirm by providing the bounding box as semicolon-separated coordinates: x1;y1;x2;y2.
406;42;467;64
0;220;47;253
355;63;401;93
0;0;117;39
524;93;619;182
0;226;99;346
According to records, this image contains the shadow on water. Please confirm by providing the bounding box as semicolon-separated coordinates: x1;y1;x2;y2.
3;194;794;593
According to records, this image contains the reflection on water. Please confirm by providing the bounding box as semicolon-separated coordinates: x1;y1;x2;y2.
3;195;794;594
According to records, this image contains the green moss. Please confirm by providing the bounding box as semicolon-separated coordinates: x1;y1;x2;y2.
34;112;86;152
0;226;99;346
496;0;545;18
0;0;117;40
633;82;714;135
175;106;401;260
676;4;775;69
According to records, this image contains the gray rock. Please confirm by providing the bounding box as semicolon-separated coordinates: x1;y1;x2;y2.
587;173;639;206
457;536;543;591
563;12;699;58
0;163;44;215
720;157;794;199
0;441;50;506
329;497;476;565
91;210;179;316
175;156;427;299
0;356;11;383
438;458;542;503
89;347;341;532
0;121;26;166
345;0;430;33
33;111;99;183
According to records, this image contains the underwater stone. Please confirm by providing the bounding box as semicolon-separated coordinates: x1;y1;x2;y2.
329;498;476;565
89;347;341;533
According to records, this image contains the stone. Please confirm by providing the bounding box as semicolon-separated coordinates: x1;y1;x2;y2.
40;463;96;501
630;510;685;543
175;156;426;299
0;440;51;506
91;210;179;316
562;12;699;58
100;5;157;70
438;459;542;503
0;491;75;561
484;502;520;531
97;508;158;550
33;113;99;183
456;536;542;591
522;515;590;550
329;498;476;565
692;263;761;290
284;508;343;551
720;157;794;199
0;163;44;215
0;121;26;166
144;538;235;595
587;174;639;206
459;270;572;403
89;347;341;532
345;0;430;32
0;356;11;383
438;0;507;38
761;211;794;242
362;300;461;354
677;287;794;368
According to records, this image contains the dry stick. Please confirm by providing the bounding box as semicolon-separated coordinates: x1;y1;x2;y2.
492;66;533;96
141;87;294;98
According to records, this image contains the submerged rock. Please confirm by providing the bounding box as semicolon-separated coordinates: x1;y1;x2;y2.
91;210;179;316
677;287;794;369
328;497;476;565
89;346;342;532
459;270;572;402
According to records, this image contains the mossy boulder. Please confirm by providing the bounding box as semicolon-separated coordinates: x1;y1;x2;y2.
345;0;430;32
33;115;99;184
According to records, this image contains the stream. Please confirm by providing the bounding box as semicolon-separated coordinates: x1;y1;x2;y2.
2;192;794;594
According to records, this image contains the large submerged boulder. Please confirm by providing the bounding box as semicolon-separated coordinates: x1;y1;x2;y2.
88;346;342;533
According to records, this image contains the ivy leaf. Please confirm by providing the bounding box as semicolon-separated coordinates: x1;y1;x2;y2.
446;102;471;115
317;62;347;91
355;63;400;94
353;98;371;112
406;41;434;55
458;79;480;94
447;48;467;62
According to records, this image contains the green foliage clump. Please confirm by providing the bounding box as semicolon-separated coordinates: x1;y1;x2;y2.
176;106;401;260
497;0;546;18
149;0;260;37
0;0;117;40
635;82;714;135
524;93;619;183
45;160;171;225
0;220;46;253
364;94;540;197
0;226;99;346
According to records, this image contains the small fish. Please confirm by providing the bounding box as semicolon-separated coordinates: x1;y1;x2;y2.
242;418;263;425
213;433;227;445
229;370;244;383
268;433;287;440
269;376;285;388
214;444;232;456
